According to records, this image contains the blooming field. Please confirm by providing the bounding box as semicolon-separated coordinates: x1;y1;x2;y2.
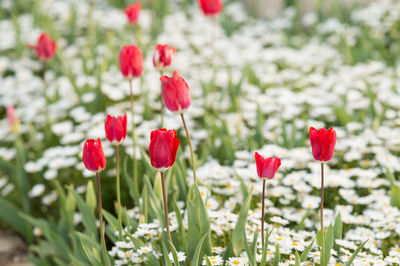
1;0;400;265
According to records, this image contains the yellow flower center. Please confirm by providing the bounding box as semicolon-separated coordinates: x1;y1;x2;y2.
232;260;240;264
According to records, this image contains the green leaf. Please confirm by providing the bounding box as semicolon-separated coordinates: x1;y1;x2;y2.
123;155;139;205
251;231;258;259
323;225;334;265
390;185;400;209
334;213;342;240
0;198;30;239
232;190;252;256
102;209;118;233
344;240;368;266
243;232;256;266
70;188;97;239
186;184;211;258
294;251;301;266
168;241;180;266
300;240;314;262
192;233;209;266
74;232;102;266
86;180;97;210
273;243;280;266
260;229;273;266
153;171;163;201
161;242;173;266
204;256;212;266
21;213;69;260
171;195;187;252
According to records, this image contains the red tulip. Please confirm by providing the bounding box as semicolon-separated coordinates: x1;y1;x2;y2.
105;113;127;145
119;45;143;79
309;127;336;162
6;105;20;133
125;2;141;24
28;33;56;61
153;44;176;71
82;138;106;172
198;0;223;16
149;129;179;170
255;152;281;179
160;71;191;113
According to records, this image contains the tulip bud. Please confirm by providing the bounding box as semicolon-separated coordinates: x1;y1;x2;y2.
153;44;176;71
309;127;336;162
82;138;106;172
6;105;20;134
160;71;191;113
28;33;57;61
149;129;179;171
255;152;281;179
198;0;223;16
119;45;143;79
125;2;141;24
105;113;127;145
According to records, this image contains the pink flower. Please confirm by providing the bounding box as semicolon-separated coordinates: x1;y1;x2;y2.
160;70;191;113
105;113;127;145
82;138;107;172
198;0;223;16
309;127;336;162
28;33;57;61
125;2;141;24
119;45;143;79
255;152;281;179
153;44;176;71
6;105;20;133
149;129;180;170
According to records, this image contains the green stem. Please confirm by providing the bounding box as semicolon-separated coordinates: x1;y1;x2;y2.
261;179;266;250
129;79;140;207
320;162;325;266
180;112;197;184
115;145;122;239
160;71;164;128
96;172;109;266
160;171;172;243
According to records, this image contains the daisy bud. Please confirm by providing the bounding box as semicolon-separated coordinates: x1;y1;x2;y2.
198;0;223;16
82;138;106;172
160;70;191;113
149;129;179;171
6;105;20;134
124;2;141;24
119;45;143;79
255;152;281;179
309;127;336;162
153;44;176;71
28;33;56;61
105;113;127;145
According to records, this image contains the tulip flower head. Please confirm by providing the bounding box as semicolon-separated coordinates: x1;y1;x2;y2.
28;33;56;61
119;45;143;79
149;129;180;171
6;105;20;134
160;71;191;113
255;152;281;179
82;138;106;172
125;2;141;24
153;44;176;71
105;113;127;145
198;0;223;16
309;127;336;162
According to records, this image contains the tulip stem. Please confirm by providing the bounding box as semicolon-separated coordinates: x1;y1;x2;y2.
160;171;172;243
42;61;51;128
129;79;139;207
261;179;266;250
160;71;164;128
320;162;325;266
180;112;197;184
115;145;122;239
96;172;109;266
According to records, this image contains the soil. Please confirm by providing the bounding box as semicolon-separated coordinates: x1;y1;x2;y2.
0;231;31;266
